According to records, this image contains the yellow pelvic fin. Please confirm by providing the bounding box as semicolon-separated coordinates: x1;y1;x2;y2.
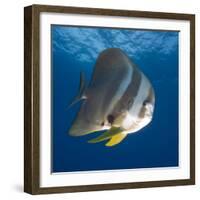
88;127;121;144
105;133;127;147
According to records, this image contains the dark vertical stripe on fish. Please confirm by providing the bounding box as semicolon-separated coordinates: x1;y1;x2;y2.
112;65;142;116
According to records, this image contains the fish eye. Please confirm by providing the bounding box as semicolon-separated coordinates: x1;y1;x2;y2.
101;121;104;126
143;100;149;106
107;114;114;124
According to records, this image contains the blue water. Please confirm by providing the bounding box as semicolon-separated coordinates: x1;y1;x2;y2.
52;25;179;173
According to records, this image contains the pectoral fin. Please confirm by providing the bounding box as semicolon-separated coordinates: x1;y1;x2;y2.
88;127;122;144
105;133;127;147
67;71;87;109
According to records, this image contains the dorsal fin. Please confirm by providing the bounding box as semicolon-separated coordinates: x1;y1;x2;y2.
67;72;87;109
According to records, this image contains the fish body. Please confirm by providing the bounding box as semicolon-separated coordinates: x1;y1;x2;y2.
69;48;155;146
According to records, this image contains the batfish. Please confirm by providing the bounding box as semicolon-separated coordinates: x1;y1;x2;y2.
68;48;155;147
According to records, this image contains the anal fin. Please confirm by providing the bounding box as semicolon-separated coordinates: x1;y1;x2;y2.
105;133;127;147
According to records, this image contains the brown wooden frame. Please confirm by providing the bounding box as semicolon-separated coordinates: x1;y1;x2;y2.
24;4;195;194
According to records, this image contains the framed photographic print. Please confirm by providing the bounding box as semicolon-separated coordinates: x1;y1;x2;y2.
24;4;195;194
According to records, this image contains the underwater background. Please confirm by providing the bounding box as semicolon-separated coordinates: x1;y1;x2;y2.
52;25;179;173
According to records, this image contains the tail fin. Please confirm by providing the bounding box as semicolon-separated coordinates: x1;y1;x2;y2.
67;72;87;109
